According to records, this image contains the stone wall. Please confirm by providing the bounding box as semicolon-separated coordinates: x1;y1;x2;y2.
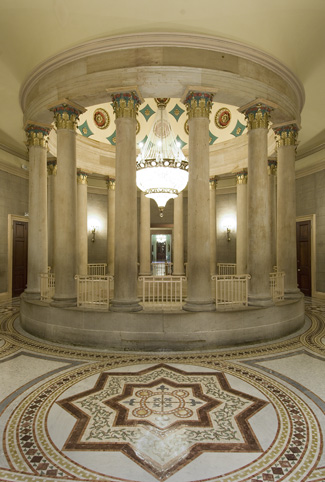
296;169;325;293
87;192;107;264
216;193;237;265
0;170;29;293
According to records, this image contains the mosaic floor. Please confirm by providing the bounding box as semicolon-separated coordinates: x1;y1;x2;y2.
0;298;324;482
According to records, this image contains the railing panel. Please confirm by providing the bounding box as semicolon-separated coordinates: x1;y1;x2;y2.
212;274;250;308
151;262;173;276
217;263;237;275
270;271;285;301
40;273;55;301
139;276;186;306
75;275;113;308
87;263;107;276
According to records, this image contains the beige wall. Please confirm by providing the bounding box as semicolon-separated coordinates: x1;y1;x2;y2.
87;192;107;264
216;193;237;264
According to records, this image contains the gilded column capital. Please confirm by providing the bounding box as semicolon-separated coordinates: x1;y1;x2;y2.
268;159;277;176
106;178;116;191
111;92;142;119
183;91;214;119
47;160;57;176
243;104;273;130
209;177;218;190
236;170;248;184
77;170;88;185
48;99;86;130
273;122;299;147
24;121;52;148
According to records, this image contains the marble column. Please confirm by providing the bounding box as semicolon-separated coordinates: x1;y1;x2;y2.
139;191;151;275
183;90;215;312
268;160;277;271
77;170;88;276
236;170;248;274
239;101;274;306
106;178;115;276
48;100;86;307
108;89;143;312
173;192;185;276
209;177;217;276
273;122;301;298
24;122;51;299
47;160;56;272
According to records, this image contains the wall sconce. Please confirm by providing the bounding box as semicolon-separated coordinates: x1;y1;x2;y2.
90;225;98;243
226;227;231;242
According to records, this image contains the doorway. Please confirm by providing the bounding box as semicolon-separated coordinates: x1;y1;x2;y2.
12;220;28;297
151;234;172;275
296;219;311;297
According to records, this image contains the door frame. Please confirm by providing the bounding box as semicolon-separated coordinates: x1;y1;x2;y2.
1;214;29;301
296;214;320;299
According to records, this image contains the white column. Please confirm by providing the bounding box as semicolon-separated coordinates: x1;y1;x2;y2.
183;90;215;312
48;100;86;307
236;170;248;274
273;122;301;298
209;177;217;276
268;160;277;271
139;191;151;275
47;160;56;272
173;191;184;275
109;89;143;312
24;122;51;298
107;178;115;276
77;170;88;276
239;101;274;306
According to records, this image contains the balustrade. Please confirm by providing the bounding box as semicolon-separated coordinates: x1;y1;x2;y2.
139;276;186;307
217;263;237;275
75;275;113;308
212;274;250;308
40;273;55;301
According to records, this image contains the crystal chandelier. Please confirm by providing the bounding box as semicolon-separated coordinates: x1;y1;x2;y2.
136;98;189;217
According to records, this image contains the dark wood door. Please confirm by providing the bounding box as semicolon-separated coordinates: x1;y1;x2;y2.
296;220;311;297
157;241;166;261
12;221;28;297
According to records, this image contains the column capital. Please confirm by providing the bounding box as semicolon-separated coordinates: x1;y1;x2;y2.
238;98;278;130
77;170;88;184
268;159;277;175
48;98;86;130
106;87;144;119
272;121;299;147
24;121;52;148
106;177;116;190
236;170;248;184
182;88;217;119
47;159;57;176
209;176;218;190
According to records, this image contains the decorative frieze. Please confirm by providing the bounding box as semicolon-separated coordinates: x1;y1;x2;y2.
48;99;86;130
273;123;299;147
106;177;116;190
268;159;277;176
25;122;52;148
111;92;141;119
47;160;57;176
209;177;218;190
184;92;214;119
236;170;248;184
77;170;88;185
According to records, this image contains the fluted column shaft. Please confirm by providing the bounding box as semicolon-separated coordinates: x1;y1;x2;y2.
24;123;51;298
173;192;184;275
268;160;277;270
209;178;217;276
49;100;85;306
241;103;273;306
77;171;88;276
274;123;301;298
236;171;248;274
183;91;215;311
139;192;151;275
107;178;115;276
110;91;142;312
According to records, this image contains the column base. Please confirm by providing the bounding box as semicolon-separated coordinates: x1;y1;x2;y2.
248;294;273;307
50;296;77;308
24;289;41;300
284;288;303;300
110;299;143;312
183;299;215;312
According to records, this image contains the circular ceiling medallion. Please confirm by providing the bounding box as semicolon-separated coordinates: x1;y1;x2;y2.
154;98;170;108
136;120;140;135
215;107;231;129
184;119;189;135
93;108;110;129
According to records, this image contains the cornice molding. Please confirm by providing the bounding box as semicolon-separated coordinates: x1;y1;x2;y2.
295;160;325;179
19;32;305;114
0;160;29;179
0;143;28;161
296;142;325;160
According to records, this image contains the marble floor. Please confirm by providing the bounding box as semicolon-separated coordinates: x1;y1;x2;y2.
0;298;324;482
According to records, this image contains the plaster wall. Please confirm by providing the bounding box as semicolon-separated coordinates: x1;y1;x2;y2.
87;192;107;264
216;193;237;264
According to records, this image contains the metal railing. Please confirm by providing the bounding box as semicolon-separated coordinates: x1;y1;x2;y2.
87;263;107;276
217;263;237;275
75;275;113;308
40;273;55;301
151;262;173;276
139;276;186;306
270;271;285;301
212;274;251;308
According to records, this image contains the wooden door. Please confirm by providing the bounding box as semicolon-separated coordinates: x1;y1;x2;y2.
157;241;166;261
296;220;311;296
12;221;28;297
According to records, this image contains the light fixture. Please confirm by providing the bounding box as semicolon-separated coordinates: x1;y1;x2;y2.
226;227;231;242
136;98;189;217
90;225;98;243
221;215;236;242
